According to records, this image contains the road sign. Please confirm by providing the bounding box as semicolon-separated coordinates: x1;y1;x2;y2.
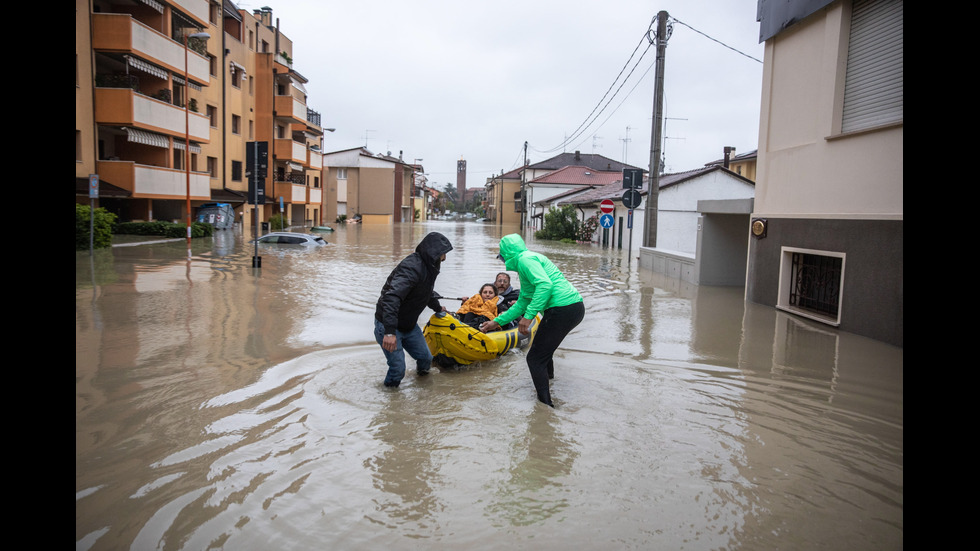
247;141;268;205
600;199;615;214
623;189;642;209
622;168;644;189
599;214;614;228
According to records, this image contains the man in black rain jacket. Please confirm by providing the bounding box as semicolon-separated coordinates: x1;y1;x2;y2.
373;232;453;387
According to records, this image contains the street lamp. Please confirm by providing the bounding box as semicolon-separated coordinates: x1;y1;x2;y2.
185;31;210;251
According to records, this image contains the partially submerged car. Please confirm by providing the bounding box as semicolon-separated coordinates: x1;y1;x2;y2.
253;232;326;245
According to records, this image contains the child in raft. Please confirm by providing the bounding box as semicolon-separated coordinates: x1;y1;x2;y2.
455;283;499;329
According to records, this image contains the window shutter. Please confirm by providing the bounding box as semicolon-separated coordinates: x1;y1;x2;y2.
841;0;903;133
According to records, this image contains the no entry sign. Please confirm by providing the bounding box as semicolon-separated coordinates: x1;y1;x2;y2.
600;199;615;214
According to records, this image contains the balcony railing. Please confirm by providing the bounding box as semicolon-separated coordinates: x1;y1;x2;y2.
307;108;321;128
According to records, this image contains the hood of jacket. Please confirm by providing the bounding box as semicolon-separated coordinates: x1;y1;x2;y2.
416;232;454;271
498;234;528;271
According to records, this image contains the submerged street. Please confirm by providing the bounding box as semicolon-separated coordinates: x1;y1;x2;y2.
76;221;903;550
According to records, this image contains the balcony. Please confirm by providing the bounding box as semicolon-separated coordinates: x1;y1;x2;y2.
170;0;209;25
96;88;210;143
92;13;210;86
274;139;310;166
309;149;323;170
309;187;322;205
275;95;308;125
97;160;210;200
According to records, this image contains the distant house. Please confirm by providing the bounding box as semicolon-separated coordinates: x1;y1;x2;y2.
526;166;623;231
523;150;643;181
548;166;754;284
484;167;523;225
748;0;903;346
322;147;415;224
704;148;757;182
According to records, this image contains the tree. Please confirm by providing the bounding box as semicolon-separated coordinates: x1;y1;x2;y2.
534;205;581;241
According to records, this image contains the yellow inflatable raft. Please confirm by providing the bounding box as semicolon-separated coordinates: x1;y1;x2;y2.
423;312;541;367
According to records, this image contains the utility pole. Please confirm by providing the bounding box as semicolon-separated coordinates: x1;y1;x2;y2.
520;140;528;231
644;11;670;248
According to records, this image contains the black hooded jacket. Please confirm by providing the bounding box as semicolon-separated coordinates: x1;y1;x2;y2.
375;232;454;334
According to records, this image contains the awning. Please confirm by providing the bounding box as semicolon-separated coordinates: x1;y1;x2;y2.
173;140;202;154
125;56;167;80
171;74;202;91
288;162;304;172
136;0;163;14
125;128;168;148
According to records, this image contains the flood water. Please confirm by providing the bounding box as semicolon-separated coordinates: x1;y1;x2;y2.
76;221;903;550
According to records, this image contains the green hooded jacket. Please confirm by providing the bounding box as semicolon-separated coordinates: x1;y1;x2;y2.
492;234;582;326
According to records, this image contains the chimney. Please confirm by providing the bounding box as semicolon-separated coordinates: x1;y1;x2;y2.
574;150;581;161
723;146;735;169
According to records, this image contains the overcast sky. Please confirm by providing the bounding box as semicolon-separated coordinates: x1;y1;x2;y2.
249;0;764;188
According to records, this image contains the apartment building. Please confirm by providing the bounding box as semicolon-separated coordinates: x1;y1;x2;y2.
322;148;416;224
483;167;523;226
76;0;325;227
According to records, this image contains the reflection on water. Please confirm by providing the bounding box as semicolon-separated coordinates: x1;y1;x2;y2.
76;222;902;550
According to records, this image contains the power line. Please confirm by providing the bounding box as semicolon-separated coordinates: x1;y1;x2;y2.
532;19;655;155
670;17;763;64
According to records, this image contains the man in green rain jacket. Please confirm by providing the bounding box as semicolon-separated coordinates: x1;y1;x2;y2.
481;234;585;407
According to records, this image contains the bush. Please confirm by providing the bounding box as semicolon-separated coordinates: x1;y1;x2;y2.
113;220;213;239
76;204;118;250
578;211;600;241
534;205;581;241
336;214;347;223
269;213;288;230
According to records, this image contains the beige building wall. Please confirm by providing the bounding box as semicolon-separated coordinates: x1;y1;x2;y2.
747;0;903;347
755;1;902;219
358;167;395;216
76;0;97;183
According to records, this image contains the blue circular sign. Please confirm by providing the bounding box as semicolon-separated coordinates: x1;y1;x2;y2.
599;214;614;228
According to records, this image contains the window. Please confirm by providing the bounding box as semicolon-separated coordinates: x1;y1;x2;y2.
76;130;82;162
207;105;218;127
777;247;845;326
337;168;347;179
249;120;254;140
231;160;242;181
230;65;243;89
207;156;218;178
232;115;241;134
209;54;217;77
314;176;320;188
841;0;903;133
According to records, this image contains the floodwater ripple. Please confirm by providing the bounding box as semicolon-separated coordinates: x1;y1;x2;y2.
76;222;902;550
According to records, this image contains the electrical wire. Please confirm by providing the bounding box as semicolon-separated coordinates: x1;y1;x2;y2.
531;17;655;155
670;17;763;64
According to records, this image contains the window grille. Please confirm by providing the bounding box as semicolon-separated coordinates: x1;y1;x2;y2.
789;252;842;318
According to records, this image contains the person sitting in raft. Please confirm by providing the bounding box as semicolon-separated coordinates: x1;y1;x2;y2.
455;283;499;329
493;272;520;330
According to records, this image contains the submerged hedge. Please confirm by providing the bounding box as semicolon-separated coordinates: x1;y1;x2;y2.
115;220;214;239
76;204;118;250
